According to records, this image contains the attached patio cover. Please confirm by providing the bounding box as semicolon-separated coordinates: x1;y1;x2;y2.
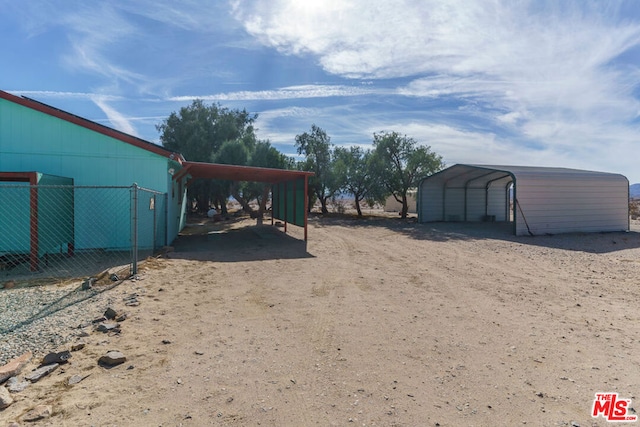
173;161;314;240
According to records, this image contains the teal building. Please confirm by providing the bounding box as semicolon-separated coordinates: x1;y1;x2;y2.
0;90;189;257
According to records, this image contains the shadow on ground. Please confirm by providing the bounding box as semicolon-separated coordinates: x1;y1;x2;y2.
309;213;640;254
169;222;313;262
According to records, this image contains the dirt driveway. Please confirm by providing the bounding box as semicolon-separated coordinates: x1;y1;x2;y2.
4;215;640;426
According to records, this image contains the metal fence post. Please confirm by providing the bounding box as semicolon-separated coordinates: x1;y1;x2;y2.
152;194;157;251
131;183;138;275
164;193;169;247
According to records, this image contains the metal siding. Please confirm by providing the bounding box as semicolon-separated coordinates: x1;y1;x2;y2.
35;175;75;256
0;98;169;189
516;175;628;235
487;183;508;221
465;188;486;221
419;180;443;221
444;188;465;221
1;97;185;246
420;164;628;235
0;182;30;253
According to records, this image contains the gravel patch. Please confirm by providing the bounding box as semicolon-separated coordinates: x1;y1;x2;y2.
0;281;125;365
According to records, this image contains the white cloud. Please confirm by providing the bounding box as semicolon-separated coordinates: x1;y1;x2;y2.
118;0;239;33
365;122;509;162
168;84;382;102
233;1;640;80
232;0;640;179
60;5;147;86
5;0;640;182
253;106;322;145
7;1;241;96
364;120;639;177
91;96;137;136
9;90;121;101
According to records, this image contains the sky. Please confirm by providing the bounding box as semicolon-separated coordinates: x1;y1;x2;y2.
2;0;640;184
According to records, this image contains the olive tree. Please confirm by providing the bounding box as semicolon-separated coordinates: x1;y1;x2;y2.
333;146;378;217
295;125;338;214
371;131;444;218
156;99;257;213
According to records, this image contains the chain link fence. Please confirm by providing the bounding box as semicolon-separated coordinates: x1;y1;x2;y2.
0;184;167;286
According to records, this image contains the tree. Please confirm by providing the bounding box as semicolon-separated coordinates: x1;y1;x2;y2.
333;146;378;217
214;139;250;215
372;131;444;218
215;139;292;221
156;99;257;213
295;125;338;214
249;141;293;222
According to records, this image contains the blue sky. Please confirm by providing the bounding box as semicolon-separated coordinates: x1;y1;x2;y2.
2;0;640;183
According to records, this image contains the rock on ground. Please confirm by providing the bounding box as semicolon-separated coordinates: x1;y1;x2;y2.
22;404;53;422
0;386;14;409
0;351;32;384
98;351;126;366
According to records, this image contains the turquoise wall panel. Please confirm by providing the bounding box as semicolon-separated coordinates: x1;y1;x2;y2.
36;175;74;257
0;97;187;246
0;175;74;257
0;183;30;253
0;99;169;189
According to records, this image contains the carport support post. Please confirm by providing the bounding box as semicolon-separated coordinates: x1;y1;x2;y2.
304;175;308;241
283;180;288;234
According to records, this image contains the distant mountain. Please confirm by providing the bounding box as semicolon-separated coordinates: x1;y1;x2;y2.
631;183;640;198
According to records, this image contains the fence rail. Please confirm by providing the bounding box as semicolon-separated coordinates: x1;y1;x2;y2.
0;184;167;286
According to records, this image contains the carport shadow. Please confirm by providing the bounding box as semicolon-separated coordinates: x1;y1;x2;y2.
499;229;640;254
311;214;640;254
168;224;314;262
310;214;483;243
390;220;640;254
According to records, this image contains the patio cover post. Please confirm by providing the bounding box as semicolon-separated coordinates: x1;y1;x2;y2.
304;175;308;241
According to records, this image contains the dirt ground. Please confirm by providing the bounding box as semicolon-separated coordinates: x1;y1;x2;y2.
3;213;640;426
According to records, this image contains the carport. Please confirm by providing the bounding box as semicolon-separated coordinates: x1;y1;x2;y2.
172;161;313;240
418;164;629;236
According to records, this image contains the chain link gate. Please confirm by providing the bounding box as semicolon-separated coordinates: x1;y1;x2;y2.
0;183;167;287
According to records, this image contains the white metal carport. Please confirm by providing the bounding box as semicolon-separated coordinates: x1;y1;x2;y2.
418;164;629;236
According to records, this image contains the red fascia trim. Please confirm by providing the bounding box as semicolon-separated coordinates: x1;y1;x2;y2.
0;90;184;162
0;171;38;184
172;164;192;182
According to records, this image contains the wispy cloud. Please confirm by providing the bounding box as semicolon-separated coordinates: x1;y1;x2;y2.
61;4;147;87
4;1;244;98
117;0;241;33
91;96;137;136
253;106;322;145
8;89;143;136
168;84;383;102
232;1;640;79
9;90;122;102
5;0;640;182
232;0;640;177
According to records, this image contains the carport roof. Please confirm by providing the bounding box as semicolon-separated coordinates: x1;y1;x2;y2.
173;161;314;241
421;164;627;187
173;161;313;183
